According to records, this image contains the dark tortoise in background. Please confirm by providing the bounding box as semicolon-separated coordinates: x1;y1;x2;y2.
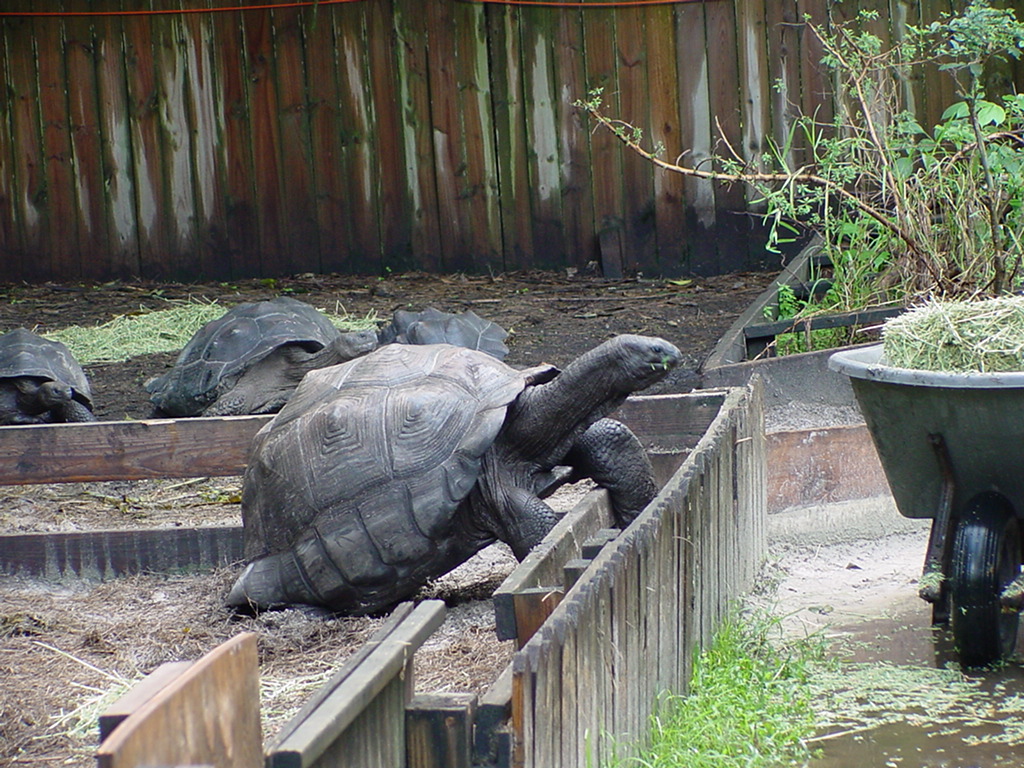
146;297;507;418
227;334;681;615
0;328;96;426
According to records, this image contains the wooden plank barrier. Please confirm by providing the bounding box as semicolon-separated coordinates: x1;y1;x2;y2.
266;600;446;768
95;632;263;768
497;383;766;767
0;414;270;485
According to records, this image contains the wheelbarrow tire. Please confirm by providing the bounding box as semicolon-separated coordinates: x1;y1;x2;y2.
949;492;1021;667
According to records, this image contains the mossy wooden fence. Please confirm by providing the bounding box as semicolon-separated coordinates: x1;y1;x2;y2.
0;384;764;766
0;0;999;283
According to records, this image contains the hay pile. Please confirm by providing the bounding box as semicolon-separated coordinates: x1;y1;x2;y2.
883;295;1024;373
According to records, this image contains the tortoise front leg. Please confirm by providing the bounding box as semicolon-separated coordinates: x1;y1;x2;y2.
565;418;657;527
499;487;562;561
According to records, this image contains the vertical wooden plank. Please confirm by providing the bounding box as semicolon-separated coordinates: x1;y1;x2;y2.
211;0;259;279
152;7;200;276
62;7;109;278
558;603;579;768
574;588;599;768
520;5;566;269
306;2;379;274
511;652;528;768
123;7;173;277
272;5;320;274
675;0;717;274
736;0;773;265
583;3;626;277
764;0;804;169
554;3;592;270
423;3;462;269
0;16;15;268
93;0;141;278
388;0;438;271
645;3;687;276
919;0;957;126
535;627;562;768
705;0;748;274
616;6;657;275
35;7;81;278
452;0;502;272
406;693;477;768
1;6;45;279
96;633;262;768
596;563;615;767
180;2;227;279
487;4;533;270
796;0;833;133
244;6;286;276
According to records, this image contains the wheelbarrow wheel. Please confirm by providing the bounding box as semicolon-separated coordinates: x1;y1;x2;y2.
949;492;1022;667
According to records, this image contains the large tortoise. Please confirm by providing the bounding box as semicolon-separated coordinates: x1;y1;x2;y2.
226;334;681;614
147;298;507;418
0;328;96;425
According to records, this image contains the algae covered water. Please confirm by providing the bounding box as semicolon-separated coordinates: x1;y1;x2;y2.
772;506;1024;767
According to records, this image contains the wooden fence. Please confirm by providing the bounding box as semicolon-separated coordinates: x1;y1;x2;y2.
0;0;1003;283
0;386;763;765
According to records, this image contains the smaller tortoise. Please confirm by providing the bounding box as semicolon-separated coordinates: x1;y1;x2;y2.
378;307;509;360
147;299;509;417
0;328;96;425
145;297;378;417
227;334;681;615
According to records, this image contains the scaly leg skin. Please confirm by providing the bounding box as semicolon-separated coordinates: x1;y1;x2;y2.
501;486;562;561
566;418;657;527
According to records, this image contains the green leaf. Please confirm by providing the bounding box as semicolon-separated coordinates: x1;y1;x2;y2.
941;101;969;121
977;100;1006;126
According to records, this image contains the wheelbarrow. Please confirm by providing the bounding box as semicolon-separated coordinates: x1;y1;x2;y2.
829;344;1024;666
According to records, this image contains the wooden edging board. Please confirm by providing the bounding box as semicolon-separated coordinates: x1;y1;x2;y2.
95;632;262;768
0;414;270;484
266;600;446;768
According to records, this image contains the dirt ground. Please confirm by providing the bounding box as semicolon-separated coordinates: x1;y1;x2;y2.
0;268;777;766
0;268;777;422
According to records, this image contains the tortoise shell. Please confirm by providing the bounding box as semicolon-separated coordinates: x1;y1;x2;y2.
238;343;528;608
0;328;93;408
146;297;342;417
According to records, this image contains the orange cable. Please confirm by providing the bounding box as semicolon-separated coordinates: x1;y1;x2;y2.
0;0;717;17
459;0;716;6
0;0;365;17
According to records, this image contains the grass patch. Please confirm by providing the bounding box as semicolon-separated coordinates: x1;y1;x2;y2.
44;301;380;364
620;609;824;768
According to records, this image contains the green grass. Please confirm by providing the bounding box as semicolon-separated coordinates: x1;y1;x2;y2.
619;610;824;768
42;301;380;364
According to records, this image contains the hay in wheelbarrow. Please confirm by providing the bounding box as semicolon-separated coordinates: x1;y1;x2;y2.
883;295;1024;373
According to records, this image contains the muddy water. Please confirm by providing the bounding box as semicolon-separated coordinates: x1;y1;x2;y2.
807;596;1024;767
772;508;1024;768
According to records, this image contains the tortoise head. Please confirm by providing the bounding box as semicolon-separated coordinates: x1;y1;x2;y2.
585;334;682;393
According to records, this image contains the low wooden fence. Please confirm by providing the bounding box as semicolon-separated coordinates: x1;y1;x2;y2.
0;385;765;766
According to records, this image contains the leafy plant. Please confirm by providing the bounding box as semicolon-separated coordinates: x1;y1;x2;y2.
578;1;1024;321
616;608;824;768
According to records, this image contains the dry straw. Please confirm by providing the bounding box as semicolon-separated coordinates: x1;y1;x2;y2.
883;296;1024;373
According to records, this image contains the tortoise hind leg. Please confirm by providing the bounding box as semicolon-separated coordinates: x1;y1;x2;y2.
565;418;657;527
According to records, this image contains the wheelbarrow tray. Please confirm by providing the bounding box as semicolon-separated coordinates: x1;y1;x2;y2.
829;344;1024;521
